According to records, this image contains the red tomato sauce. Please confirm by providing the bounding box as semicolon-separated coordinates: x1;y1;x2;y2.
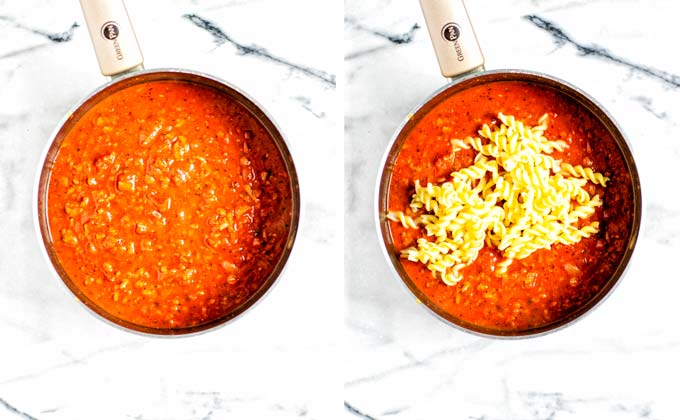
387;81;633;331
48;80;293;329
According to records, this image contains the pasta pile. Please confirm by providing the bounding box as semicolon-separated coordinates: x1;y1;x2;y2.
388;112;609;285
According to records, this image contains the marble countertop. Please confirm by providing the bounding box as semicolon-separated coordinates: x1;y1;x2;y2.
345;0;680;419
4;0;680;418
0;0;339;419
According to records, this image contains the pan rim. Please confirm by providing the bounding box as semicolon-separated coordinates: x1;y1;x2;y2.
374;69;642;339
33;68;301;337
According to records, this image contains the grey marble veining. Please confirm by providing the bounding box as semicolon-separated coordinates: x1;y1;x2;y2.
183;13;336;87
4;0;680;417
345;0;680;419
0;1;339;419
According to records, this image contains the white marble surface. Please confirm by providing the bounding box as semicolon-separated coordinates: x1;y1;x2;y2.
0;0;340;419
345;0;680;419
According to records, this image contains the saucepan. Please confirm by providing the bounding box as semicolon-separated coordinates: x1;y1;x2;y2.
376;0;641;337
34;0;300;335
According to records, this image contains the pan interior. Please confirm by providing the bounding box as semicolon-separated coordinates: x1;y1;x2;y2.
378;70;641;338
37;70;300;336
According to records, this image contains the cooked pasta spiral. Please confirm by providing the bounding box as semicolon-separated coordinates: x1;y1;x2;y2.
386;211;420;229
389;112;608;285
561;163;610;186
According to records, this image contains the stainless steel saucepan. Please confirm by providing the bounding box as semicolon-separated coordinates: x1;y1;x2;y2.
376;0;642;338
34;0;300;335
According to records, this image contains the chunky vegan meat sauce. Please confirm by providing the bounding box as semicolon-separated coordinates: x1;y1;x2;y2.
387;81;633;331
48;80;293;329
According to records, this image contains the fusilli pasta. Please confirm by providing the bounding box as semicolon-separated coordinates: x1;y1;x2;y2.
390;112;608;284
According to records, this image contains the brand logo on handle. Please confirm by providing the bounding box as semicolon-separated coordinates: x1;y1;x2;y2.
441;22;464;62
100;21;123;60
441;22;461;42
101;21;120;40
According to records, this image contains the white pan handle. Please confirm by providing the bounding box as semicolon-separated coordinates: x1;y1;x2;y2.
419;0;485;78
79;0;144;77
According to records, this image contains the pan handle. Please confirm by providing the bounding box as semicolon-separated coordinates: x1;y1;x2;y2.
79;0;144;77
419;0;485;79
